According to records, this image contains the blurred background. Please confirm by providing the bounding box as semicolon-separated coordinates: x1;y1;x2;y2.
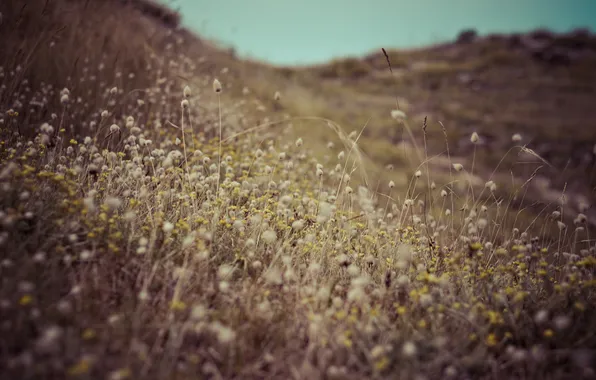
165;0;596;65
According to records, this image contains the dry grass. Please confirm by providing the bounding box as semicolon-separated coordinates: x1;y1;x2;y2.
0;1;595;379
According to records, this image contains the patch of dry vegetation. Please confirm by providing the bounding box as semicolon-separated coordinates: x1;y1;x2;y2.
0;1;595;379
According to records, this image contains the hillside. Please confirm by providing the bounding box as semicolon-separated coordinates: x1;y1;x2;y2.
0;1;595;379
236;30;596;227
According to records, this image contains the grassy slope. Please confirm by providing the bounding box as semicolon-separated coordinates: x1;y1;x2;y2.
238;34;596;229
0;1;595;379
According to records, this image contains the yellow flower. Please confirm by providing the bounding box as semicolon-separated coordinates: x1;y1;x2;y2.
68;358;91;376
82;328;96;340
19;295;33;306
485;333;498;347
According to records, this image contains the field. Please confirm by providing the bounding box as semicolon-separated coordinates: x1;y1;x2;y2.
0;1;595;379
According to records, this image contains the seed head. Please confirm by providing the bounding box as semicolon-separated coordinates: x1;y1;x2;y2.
125;116;134;128
470;132;479;144
391;109;407;121
183;85;191;98
213;78;222;93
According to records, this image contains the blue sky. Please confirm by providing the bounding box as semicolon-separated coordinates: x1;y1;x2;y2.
166;0;596;66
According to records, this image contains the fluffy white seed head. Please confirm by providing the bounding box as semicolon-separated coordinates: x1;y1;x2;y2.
213;78;222;93
391;109;406;121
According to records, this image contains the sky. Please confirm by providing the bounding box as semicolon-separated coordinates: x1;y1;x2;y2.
165;0;596;66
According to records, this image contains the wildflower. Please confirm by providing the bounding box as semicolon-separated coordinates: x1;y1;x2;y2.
183;85;191;98
295;138;303;147
512;133;522;142
60;93;69;104
388;180;395;189
217;264;235;280
108;368;131;380
264;267;282;285
391;109;407;121
292;219;305;231
162;222;174;233
110;87;118;95
452;163;463;172
337;254;350;267
470;132;479;144
181;99;189;109
35;326;63;353
110;124;120;133
274;91;281;101
553;315;571;330
104;196;122;211
213;78;222;93
414;170;422;178
534;310;549;325
402;341;417;357
262;229;277;244
576;213;587;224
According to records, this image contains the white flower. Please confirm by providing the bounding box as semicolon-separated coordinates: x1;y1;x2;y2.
391;109;406;121
213;78;222;93
402;341;417;357
162;221;175;233
291;220;305;231
262;229;277;244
